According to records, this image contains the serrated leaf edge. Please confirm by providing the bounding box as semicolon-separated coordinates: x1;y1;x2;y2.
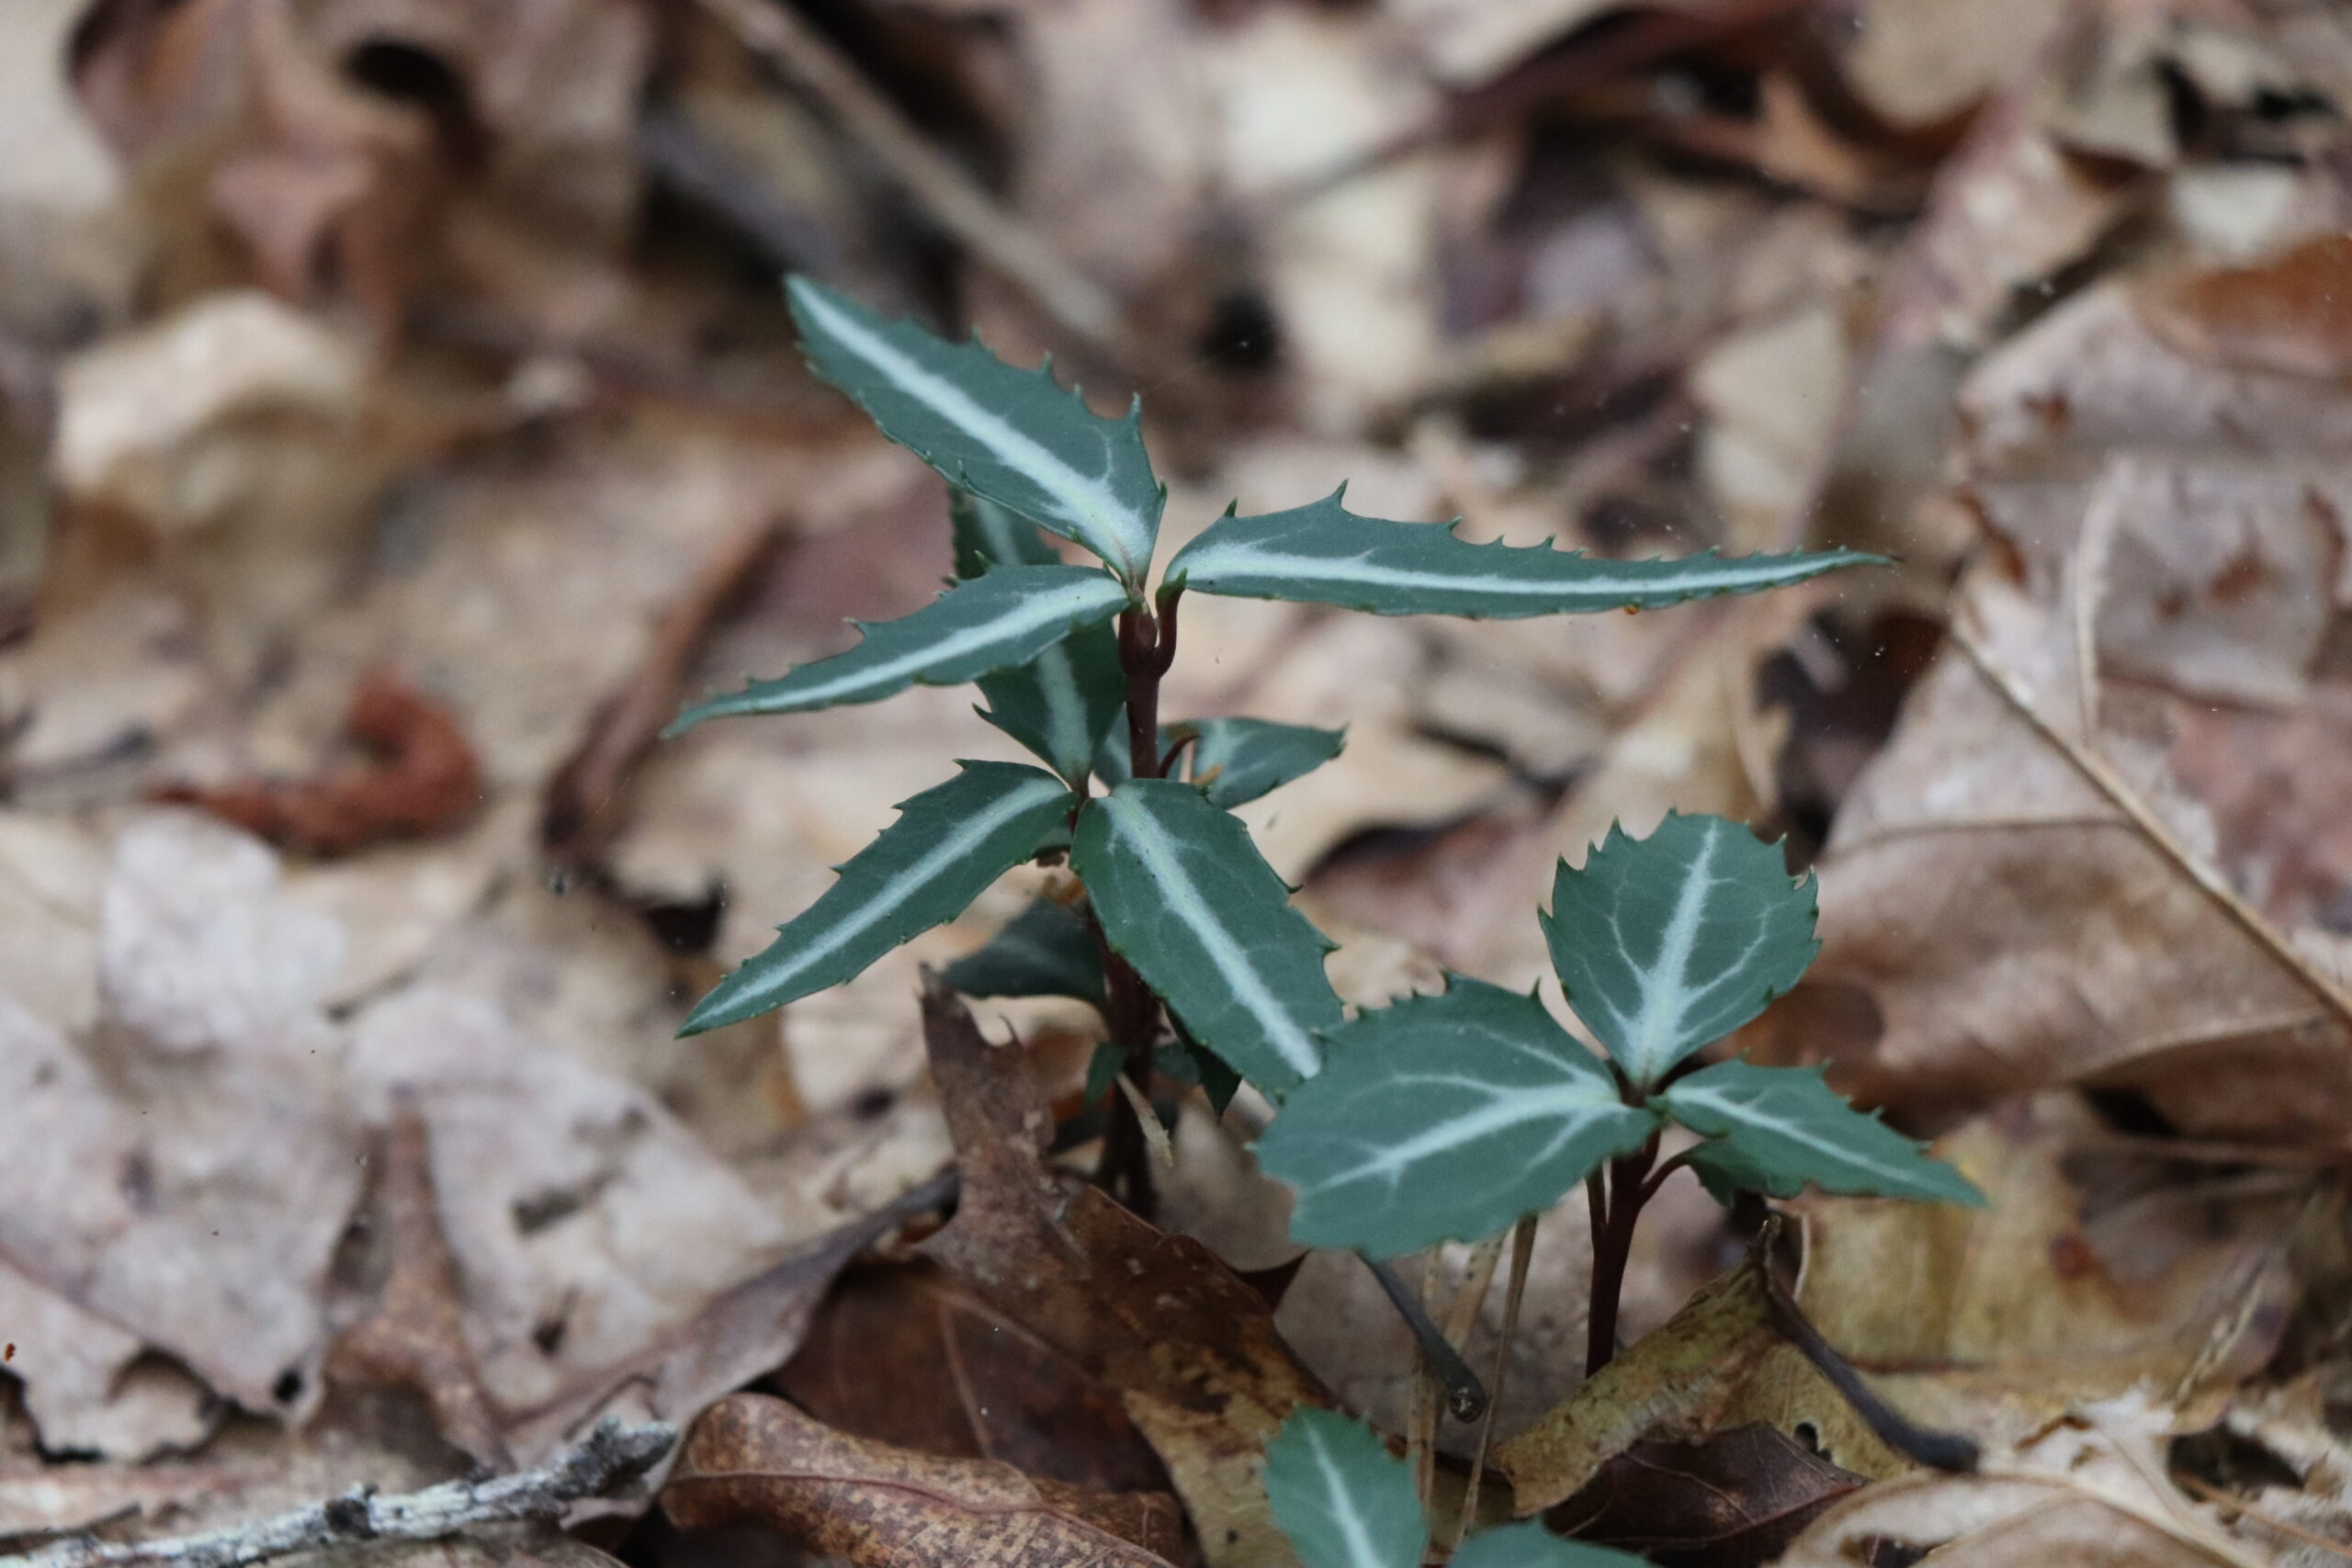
680;763;1070;1032
791;280;1160;581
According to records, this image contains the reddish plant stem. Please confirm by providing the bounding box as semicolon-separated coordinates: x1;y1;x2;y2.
1092;593;1183;1215
1584;1130;1661;1376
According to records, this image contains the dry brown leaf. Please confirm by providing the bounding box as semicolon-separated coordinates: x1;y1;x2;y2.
0;812;360;1427
777;1260;1170;1495
1778;1471;2239;1568
2140;231;2352;382
1794;1098;2303;1450
1838;0;2067;130
1786;265;2352;1136
42;288;398;682
1546;1423;1866;1568
1495;1261;1907;1517
330;1097;510;1471
0;0;144;333
662;1394;1184;1568
342;983;796;1448
916;978;1331;1568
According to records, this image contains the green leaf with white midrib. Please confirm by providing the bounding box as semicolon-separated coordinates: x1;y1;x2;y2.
682;761;1073;1033
1542;813;1819;1089
1262;1410;1426;1568
1661;1060;1984;1207
942;895;1104;1007
1072;779;1342;1093
1449;1523;1655;1568
790;277;1163;581
1256;979;1659;1257
1097;717;1346;809
670;565;1128;731
951;491;1129;786
1166;491;1881;618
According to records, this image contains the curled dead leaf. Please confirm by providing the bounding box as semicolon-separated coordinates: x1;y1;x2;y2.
159;673;483;856
915;976;1333;1568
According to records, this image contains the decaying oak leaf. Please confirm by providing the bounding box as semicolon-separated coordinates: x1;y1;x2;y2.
661;1394;1184;1568
1792;1097;2301;1451
0;813;360;1425
777;1260;1169;1496
1546;1423;1866;1568
342;985;796;1450
1777;265;2352;1138
1777;1396;2244;1568
916;977;1334;1568
1496;1261;1908;1517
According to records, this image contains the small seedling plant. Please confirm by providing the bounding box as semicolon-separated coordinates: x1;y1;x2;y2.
671;276;1976;1378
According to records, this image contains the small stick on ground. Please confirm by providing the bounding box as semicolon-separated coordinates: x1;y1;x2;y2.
1453;1213;1537;1551
6;1419;675;1568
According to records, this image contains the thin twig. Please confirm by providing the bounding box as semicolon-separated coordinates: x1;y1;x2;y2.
1750;1224;1979;1473
1952;626;2352;1032
694;0;1129;359
1363;1256;1488;1422
1453;1214;1537;1552
6;1419;675;1568
2174;1471;2352;1562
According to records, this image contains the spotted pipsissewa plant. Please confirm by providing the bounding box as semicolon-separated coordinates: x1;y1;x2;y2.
672;277;1973;1353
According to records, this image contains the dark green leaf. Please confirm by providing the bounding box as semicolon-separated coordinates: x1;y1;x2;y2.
1256;978;1658;1257
1660;1060;1985;1206
681;762;1074;1033
672;565;1128;731
1262;1409;1426;1568
789;277;1163;581
1157;1027;1242;1116
947;491;1128;786
1542;813;1819;1089
942;896;1104;1008
1072;780;1342;1093
1086;1040;1125;1106
1166;491;1879;618
1099;717;1346;809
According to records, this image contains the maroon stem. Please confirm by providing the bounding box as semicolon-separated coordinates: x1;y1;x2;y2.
1091;593;1182;1215
1584;1131;1660;1376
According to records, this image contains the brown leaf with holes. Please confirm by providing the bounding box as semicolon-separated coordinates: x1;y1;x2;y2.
1546;1423;1867;1568
915;976;1332;1568
158;673;481;856
661;1393;1184;1568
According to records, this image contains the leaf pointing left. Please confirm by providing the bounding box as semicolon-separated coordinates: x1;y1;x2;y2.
790;277;1165;581
682;761;1075;1033
670;565;1129;732
663;1393;1186;1568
